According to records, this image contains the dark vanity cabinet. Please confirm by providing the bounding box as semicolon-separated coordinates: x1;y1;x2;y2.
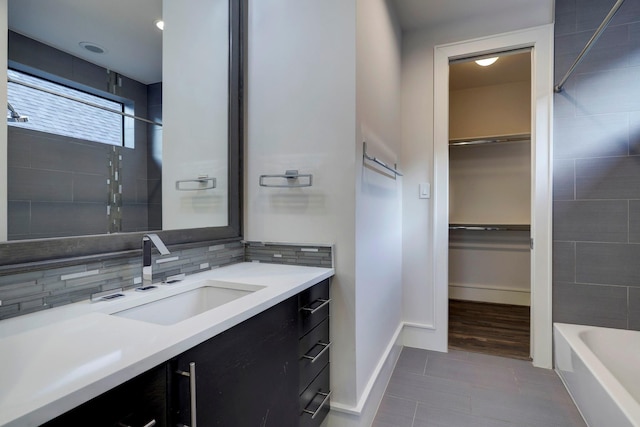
38;279;331;427
41;363;168;427
169;295;300;427
298;279;331;427
169;278;332;427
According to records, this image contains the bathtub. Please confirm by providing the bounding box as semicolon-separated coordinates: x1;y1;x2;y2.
554;323;640;427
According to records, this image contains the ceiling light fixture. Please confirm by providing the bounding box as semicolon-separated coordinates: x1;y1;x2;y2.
155;20;164;31
79;42;106;54
475;57;499;66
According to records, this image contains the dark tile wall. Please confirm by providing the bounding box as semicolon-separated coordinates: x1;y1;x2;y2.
7;31;159;238
7;127;110;239
0;241;333;321
146;83;163;230
553;0;640;330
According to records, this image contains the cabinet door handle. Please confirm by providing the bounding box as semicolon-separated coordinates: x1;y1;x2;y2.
117;420;156;427
176;362;197;427
302;391;332;419
302;341;331;363
301;298;331;314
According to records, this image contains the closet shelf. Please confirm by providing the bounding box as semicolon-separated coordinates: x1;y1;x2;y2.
449;134;530;147
449;224;530;232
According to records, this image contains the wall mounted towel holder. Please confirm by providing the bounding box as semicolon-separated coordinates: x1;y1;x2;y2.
259;170;313;188
363;142;403;177
175;176;216;191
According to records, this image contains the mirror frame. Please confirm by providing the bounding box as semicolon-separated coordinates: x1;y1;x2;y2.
0;0;245;267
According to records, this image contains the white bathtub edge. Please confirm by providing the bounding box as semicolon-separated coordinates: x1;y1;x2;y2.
554;323;639;427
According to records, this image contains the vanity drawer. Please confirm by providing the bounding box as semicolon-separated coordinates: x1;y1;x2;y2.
298;279;330;336
299;318;330;394
299;364;331;427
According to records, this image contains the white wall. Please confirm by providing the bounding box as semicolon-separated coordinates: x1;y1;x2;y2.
245;0;359;408
448;141;532;306
353;0;403;421
449;81;531;139
401;7;553;350
449;142;531;224
0;0;6;241
246;0;403;423
162;0;229;229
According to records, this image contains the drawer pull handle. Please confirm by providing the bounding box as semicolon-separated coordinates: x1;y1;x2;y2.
303;341;331;363
117;420;156;427
303;390;332;419
301;298;331;314
176;362;197;427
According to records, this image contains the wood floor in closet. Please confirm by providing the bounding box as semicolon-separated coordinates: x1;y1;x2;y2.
448;299;531;360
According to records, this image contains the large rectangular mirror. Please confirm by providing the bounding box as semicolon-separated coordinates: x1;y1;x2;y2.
0;0;243;265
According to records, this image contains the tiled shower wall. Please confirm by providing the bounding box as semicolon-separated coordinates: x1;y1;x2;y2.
553;0;640;330
7;31;158;239
0;241;332;321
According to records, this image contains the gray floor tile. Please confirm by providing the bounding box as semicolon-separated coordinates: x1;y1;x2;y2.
413;403;489;427
396;346;428;375
425;348;469;362
386;370;472;412
371;395;416;427
373;347;587;427
425;355;519;393
461;350;532;369
470;385;584;427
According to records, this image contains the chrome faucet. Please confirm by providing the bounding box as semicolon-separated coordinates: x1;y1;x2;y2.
139;233;170;291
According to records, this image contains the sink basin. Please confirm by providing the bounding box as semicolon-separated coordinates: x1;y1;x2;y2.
112;281;264;325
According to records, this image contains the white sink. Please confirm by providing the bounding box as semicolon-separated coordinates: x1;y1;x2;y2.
112;281;264;325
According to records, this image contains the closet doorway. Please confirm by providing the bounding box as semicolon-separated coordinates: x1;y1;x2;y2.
447;51;532;360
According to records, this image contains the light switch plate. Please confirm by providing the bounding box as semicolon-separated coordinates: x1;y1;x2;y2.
419;182;431;199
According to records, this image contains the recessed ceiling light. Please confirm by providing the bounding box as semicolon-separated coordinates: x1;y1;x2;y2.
475;57;499;67
155;20;164;31
79;42;106;54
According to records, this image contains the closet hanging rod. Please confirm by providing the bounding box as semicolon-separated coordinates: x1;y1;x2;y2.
449;133;530;147
363;142;403;177
554;0;625;93
449;224;530;232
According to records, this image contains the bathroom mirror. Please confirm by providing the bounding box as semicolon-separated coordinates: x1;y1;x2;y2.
0;0;243;265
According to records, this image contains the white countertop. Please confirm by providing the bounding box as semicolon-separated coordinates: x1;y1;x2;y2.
0;262;334;427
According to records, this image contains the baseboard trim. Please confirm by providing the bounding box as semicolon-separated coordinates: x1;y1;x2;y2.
328;321;450;426
401;321;447;352
449;283;530;306
328;323;403;426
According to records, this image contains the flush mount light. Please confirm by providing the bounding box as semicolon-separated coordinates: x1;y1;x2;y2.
475;57;499;66
155;20;164;31
79;41;106;54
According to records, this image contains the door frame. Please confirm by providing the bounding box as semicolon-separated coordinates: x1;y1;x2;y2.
433;25;554;368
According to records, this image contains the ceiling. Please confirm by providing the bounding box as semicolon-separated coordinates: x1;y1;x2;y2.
390;0;548;92
8;0;162;85
7;0;551;87
391;0;553;32
449;51;531;91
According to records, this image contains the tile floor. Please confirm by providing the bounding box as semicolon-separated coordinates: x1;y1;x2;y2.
372;347;586;427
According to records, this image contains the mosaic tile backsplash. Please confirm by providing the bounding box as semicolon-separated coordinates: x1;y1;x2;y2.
244;242;333;267
0;241;332;320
